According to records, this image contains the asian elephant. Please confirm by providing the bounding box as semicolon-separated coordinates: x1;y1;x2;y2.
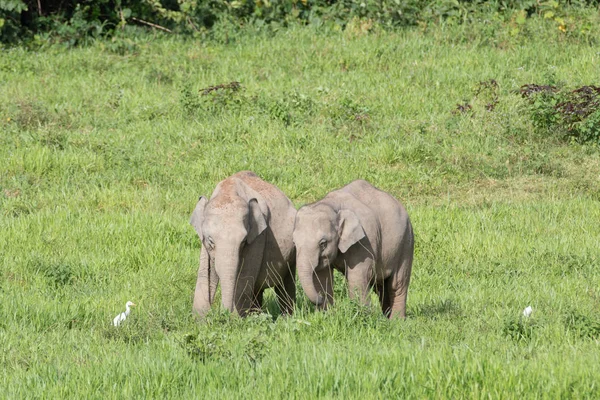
292;180;414;318
190;171;297;317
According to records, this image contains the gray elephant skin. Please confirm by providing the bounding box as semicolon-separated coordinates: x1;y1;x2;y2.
190;171;297;317
293;180;414;318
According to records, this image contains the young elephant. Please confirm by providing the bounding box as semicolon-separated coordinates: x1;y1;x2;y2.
293;180;414;318
190;171;297;317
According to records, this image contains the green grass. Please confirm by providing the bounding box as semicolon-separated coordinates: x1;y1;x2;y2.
2;19;600;398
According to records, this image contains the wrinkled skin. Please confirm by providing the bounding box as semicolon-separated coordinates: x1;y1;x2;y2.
190;171;296;317
293;180;414;319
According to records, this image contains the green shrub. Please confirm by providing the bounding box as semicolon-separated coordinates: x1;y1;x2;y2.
0;0;28;43
522;84;600;144
502;315;537;342
2;0;600;46
564;311;600;340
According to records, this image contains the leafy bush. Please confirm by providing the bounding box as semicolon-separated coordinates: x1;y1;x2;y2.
0;0;28;43
502;315;537;342
261;90;316;126
180;81;248;117
2;0;600;46
564;311;600;340
28;257;75;287
522;84;600;144
179;311;271;364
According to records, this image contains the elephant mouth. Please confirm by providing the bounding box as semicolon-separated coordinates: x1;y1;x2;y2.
318;256;332;270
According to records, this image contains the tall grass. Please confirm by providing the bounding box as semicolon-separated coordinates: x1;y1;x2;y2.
1;19;600;398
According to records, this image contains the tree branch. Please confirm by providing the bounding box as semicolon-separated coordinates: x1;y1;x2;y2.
130;17;172;33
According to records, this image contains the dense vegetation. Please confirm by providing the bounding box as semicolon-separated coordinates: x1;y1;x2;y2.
2;0;600;45
1;6;600;398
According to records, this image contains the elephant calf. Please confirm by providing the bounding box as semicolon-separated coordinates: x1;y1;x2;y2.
293;180;414;318
190;171;296;317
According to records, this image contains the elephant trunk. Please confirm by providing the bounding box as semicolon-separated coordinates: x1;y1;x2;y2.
215;246;242;313
298;253;333;309
192;247;212;316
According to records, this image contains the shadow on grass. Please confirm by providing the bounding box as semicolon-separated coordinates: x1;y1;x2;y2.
267;293;462;322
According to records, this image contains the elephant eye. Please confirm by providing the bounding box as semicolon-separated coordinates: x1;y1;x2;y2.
319;240;327;250
204;236;214;250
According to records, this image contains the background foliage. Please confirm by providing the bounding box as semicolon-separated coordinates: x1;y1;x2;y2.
1;0;600;45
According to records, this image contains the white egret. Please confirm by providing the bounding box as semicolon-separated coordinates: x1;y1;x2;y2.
523;306;533;318
113;301;136;327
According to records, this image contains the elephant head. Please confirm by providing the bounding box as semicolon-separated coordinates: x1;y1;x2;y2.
292;204;364;309
190;195;267;313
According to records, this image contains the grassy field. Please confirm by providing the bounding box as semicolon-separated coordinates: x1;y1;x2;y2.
1;19;600;398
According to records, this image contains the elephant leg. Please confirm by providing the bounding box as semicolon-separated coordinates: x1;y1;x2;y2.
193;246;215;316
234;276;257;317
346;260;374;306
387;251;413;319
275;264;296;316
375;280;391;317
250;289;264;313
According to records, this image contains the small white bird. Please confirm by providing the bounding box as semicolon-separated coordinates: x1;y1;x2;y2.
113;301;136;327
523;306;533;318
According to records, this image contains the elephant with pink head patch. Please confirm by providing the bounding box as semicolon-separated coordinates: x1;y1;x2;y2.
190;171;296;317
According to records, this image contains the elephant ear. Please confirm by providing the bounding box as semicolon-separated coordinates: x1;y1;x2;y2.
337;209;365;253
190;196;208;238
247;198;267;244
